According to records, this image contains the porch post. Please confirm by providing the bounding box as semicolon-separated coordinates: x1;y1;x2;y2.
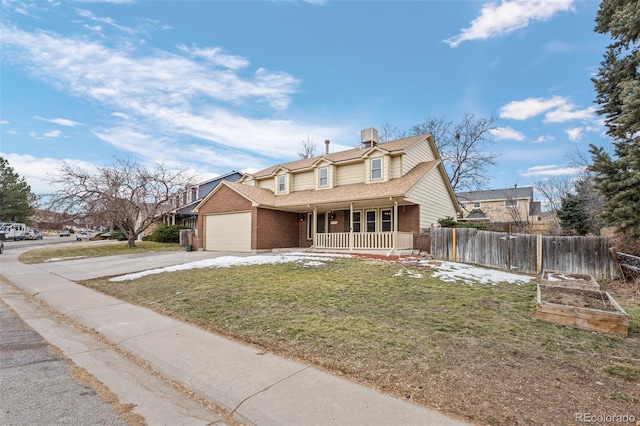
313;206;317;248
349;203;354;251
393;200;398;251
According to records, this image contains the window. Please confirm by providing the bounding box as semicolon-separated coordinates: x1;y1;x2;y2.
191;188;197;202
381;209;393;232
366;210;376;232
278;175;286;193
371;158;382;180
505;200;517;207
319;167;328;187
474;202;481;208
352;211;362;233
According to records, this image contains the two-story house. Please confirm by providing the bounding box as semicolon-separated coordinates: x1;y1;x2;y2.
163;170;243;231
194;129;460;254
456;186;542;224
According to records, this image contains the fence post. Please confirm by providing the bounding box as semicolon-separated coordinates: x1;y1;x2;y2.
452;228;457;262
536;234;543;275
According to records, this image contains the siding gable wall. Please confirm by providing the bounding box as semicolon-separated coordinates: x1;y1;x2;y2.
406;167;457;229
403;139;435;174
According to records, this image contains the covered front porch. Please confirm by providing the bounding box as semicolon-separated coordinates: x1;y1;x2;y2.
315;231;414;255
294;198;417;256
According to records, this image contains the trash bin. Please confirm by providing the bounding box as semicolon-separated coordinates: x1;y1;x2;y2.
186;245;193;252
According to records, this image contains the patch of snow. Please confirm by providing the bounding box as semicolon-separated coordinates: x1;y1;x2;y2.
109;252;348;282
545;272;585;282
428;261;533;286
393;268;423;279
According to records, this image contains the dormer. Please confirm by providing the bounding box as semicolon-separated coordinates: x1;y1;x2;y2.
313;158;335;190
273;167;291;195
238;173;255;186
363;147;390;184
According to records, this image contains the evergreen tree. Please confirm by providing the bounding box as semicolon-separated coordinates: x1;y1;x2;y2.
557;194;589;236
590;0;640;240
0;157;36;223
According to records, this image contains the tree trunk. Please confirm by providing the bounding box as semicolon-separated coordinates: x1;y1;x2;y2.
127;237;136;248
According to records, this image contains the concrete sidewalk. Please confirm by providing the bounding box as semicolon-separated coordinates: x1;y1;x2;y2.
0;249;469;425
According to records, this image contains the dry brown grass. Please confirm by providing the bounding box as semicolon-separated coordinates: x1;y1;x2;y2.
81;258;640;426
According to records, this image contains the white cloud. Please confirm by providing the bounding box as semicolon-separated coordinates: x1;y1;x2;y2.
499;96;567;120
177;45;250;70
0;23;338;165
532;135;554;143
444;0;575;48
37;117;80;126
43;130;62;138
521;164;583;177
565;127;583;141
489;126;525;141
0;120;9;125
544;105;596;123
0;152;96;195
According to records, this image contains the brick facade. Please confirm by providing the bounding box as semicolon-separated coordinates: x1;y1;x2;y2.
254;208;301;250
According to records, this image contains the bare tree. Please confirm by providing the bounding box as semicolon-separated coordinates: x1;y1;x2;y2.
410;114;499;191
47;157;192;248
534;176;573;232
378;122;406;142
297;136;319;159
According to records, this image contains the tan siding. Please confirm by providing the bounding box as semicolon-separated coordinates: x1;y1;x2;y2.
403;140;435;174
292;171;314;191
406;168;457;229
257;178;274;191
336;162;364;186
390;156;402;179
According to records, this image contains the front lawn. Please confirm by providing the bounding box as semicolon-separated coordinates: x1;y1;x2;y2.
19;241;180;264
82;257;639;426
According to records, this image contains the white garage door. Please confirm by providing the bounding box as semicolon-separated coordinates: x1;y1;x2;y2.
205;212;251;252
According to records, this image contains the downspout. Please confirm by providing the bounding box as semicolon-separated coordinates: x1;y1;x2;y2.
386;198;398;257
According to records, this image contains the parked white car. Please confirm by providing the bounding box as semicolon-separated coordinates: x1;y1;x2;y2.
76;231;91;241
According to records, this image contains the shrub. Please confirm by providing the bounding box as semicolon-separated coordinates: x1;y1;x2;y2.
437;217;488;230
147;224;190;243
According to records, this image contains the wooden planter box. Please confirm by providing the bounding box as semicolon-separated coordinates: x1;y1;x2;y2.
541;270;599;290
536;284;629;337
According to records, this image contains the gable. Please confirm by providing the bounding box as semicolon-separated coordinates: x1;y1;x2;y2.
196;183;253;214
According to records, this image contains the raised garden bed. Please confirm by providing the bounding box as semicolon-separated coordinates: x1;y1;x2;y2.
536;284;629;337
541;270;599;290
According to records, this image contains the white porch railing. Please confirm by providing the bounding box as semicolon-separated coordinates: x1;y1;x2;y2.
315;232;413;251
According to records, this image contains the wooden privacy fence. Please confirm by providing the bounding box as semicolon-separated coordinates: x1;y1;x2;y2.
430;228;620;281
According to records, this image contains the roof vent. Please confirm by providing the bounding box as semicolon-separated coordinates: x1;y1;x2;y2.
361;127;378;148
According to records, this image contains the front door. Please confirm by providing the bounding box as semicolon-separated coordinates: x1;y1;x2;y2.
316;213;326;233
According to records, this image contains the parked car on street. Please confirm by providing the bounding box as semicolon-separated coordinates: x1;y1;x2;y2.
24;230;44;240
59;230;71;237
0;240;4;254
76;232;90;241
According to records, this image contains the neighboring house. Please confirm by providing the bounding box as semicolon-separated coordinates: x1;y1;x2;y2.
163;171;243;234
456;186;542;225
194;128;460;254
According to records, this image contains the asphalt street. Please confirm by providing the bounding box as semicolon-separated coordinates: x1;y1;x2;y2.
0;301;127;426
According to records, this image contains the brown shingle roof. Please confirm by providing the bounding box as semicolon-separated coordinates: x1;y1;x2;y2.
251;134;429;178
223;161;439;209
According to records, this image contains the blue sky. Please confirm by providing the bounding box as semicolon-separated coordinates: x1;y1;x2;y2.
1;0;608;198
